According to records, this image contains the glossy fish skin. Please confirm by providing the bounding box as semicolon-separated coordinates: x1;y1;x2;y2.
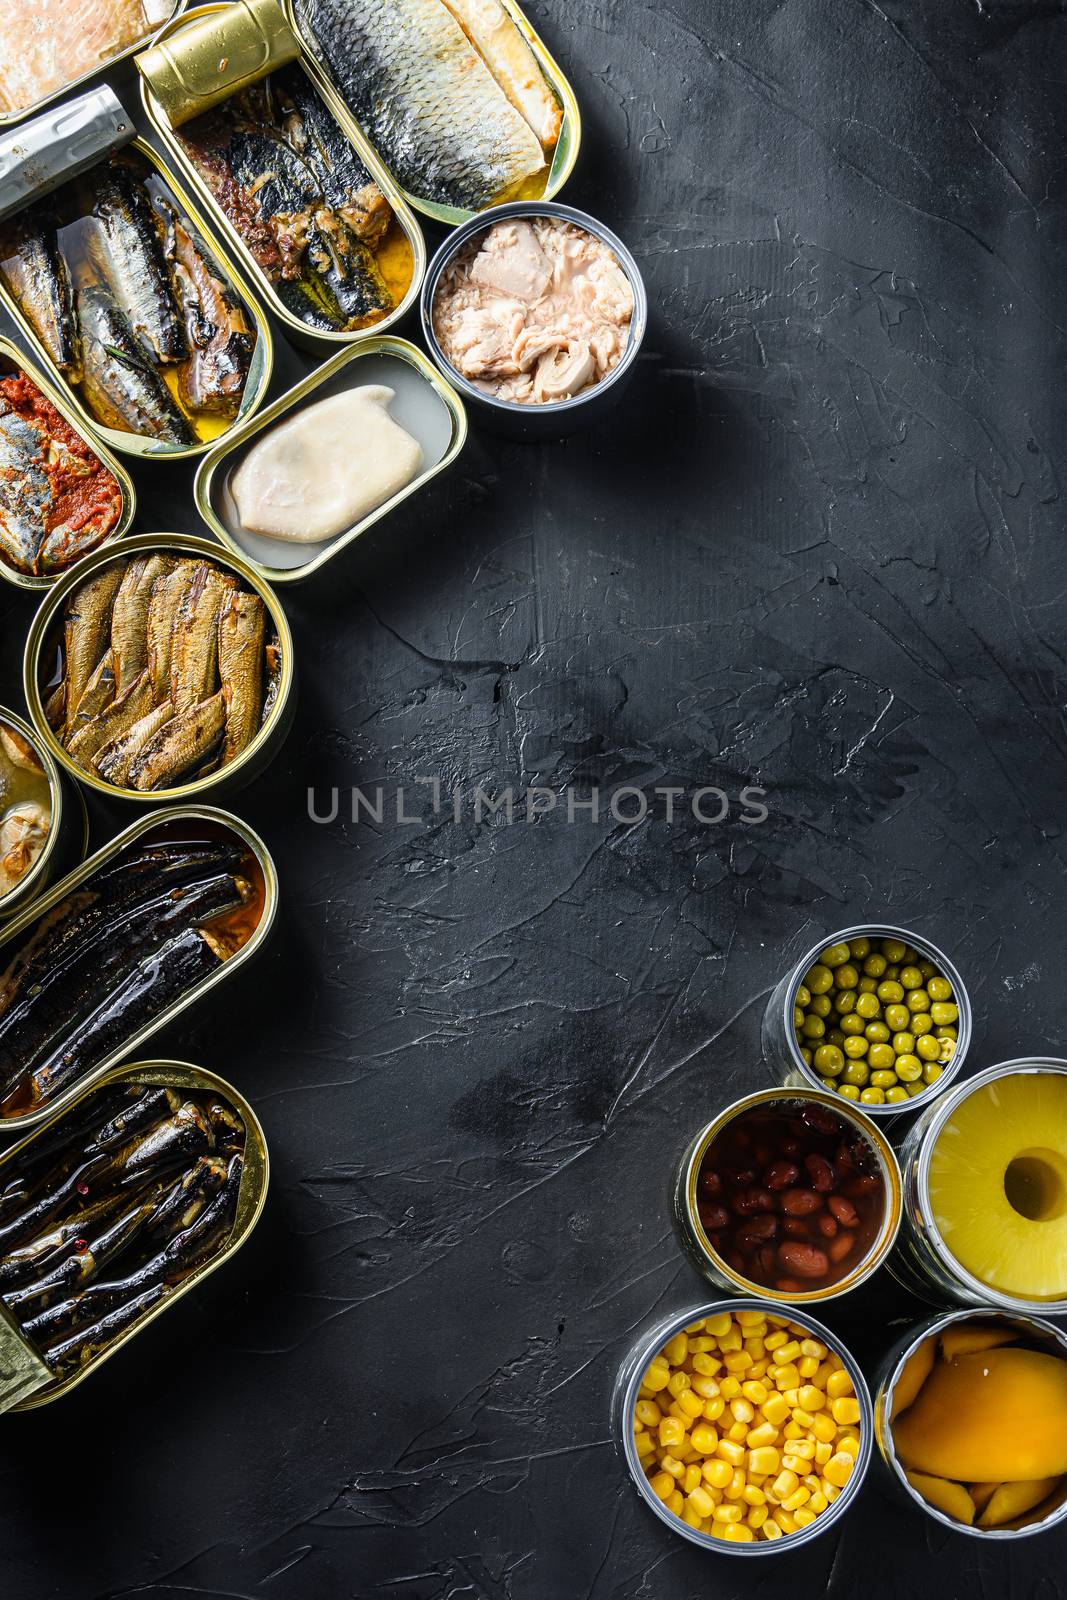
66;669;154;769
88;165;187;365
62;563;124;735
295;0;546;211
169;562;235;712
43;1283;167;1372
4;1180;167;1314
129;693;226;792
63;654;116;746
76;285;194;447
146;559;197;701
304;211;392;327
27;928;221;1107
165;212;255;417
94;701;172;787
0;1188;128;1290
282;70;391;246
219;592;265;764
95;1087;183;1150
109;554;173;694
0;405;49;574
0;211;78;375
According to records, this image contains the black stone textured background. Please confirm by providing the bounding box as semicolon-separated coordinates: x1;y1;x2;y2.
1;0;1065;1594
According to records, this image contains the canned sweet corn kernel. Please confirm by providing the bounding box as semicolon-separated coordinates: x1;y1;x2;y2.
614;1299;872;1553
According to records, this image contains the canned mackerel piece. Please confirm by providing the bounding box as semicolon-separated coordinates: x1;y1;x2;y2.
0;88;272;463
24;532;294;803
892;1058;1067;1314
614;1298;873;1554
194;336;467;585
0;1058;268;1411
0;706;88;928
762;923;971;1117
284;0;581;228
0;338;135;593
873;1308;1067;1540
0;805;277;1136
675;1089;902;1304
138;0;427;351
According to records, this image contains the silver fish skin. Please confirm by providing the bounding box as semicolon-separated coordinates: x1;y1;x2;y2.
76;285;194;446
295;0;546;211
0;406;48;574
0;211;79;375
88;165;187;364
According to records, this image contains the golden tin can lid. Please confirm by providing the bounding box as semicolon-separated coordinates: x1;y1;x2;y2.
137;0;301;128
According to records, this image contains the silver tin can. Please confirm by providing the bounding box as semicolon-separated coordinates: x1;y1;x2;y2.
420;202;646;441
613;1297;872;1554
872;1307;1067;1539
674;1089;902;1304
762;923;971;1118
891;1058;1067;1312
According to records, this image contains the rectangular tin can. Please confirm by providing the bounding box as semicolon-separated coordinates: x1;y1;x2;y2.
0;804;277;1135
22;530;295;803
0;335;136;593
0;110;273;463
138;0;427;350
0;1;189;130
0;1057;268;1410
285;0;581;227
193;335;467;585
0;705;88;927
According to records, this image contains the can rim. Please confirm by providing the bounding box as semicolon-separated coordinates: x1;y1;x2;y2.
778;923;971;1116
0;704;66;917
22;531;293;803
911;1057;1067;1313
615;1297;873;1554
878;1306;1067;1538
420;201;647;416
680;1087;902;1302
192;335;468;585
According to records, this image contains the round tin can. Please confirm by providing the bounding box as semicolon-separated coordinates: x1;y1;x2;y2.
872;1307;1067;1539
0;705;87;926
23;532;294;805
762;923;971;1118
891;1058;1067;1312
420;202;647;441
613;1297;873;1554
675;1089;902;1304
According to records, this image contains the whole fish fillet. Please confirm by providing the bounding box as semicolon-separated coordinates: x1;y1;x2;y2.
295;0;547;211
0;0;175;118
441;0;561;149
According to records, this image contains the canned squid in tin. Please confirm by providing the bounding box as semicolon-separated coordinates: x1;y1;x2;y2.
614;1298;872;1552
762;923;971;1117
0;805;277;1136
0;1058;268;1411
675;1089;901;1304
873;1307;1067;1539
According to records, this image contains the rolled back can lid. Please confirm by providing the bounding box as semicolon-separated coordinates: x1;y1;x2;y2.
0;86;134;222
137;0;301;128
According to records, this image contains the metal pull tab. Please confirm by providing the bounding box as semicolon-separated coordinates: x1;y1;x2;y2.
0;1303;51;1413
0;86;133;223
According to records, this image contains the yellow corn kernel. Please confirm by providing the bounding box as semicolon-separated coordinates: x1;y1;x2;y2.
689;1336;714;1353
831;1396;861;1426
776;1340;801;1362
822;1480;840;1503
727;1422;748;1443
748;1358;769;1380
691;1353;721;1377
824;1452;854;1488
741;1380;769;1405
712;1502;743;1524
706;1312;733;1338
782;1486;811;1512
702;1458;732;1489
683;1463;702;1493
789;1437;815;1459
737;1310;766;1329
771;1469;799;1499
635;1399;662;1427
686;1319;706;1334
764;1329;789;1352
677;1390;704;1419
730;1398;755;1424
723;1523;754;1542
691;1375;720;1399
808;1489;828;1514
800;1338;827;1359
690;1424;718;1455
716;1438;745;1467
723;1350;753;1374
682;1505;704;1530
773;1364;800;1390
667;1400;688;1423
793;1506;816;1528
814;1441;832;1465
742;1483;766;1506
792;1408;815;1430
797;1384;826;1412
658;1417;685;1449
811;1411;836;1443
718;1326;742;1352
668;1489;684;1516
781;1453;811;1474
667;1371;691;1397
664;1332;688;1366
797;1355;820;1379
748;1503;768;1529
746;1422;778;1451
782;1421;803;1441
744;1336;766;1358
719;1376;741;1400
826;1368;854;1400
761;1393;789;1427
703;1396;725;1422
762;1517;783;1540
748;1446;780;1476
725;1468;747;1500
644;1360;670;1392
649;1470;674;1501
837;1431;860;1460
687;1485;714;1518
773;1509;798;1534
660;1454;685;1481
635;1434;656;1461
